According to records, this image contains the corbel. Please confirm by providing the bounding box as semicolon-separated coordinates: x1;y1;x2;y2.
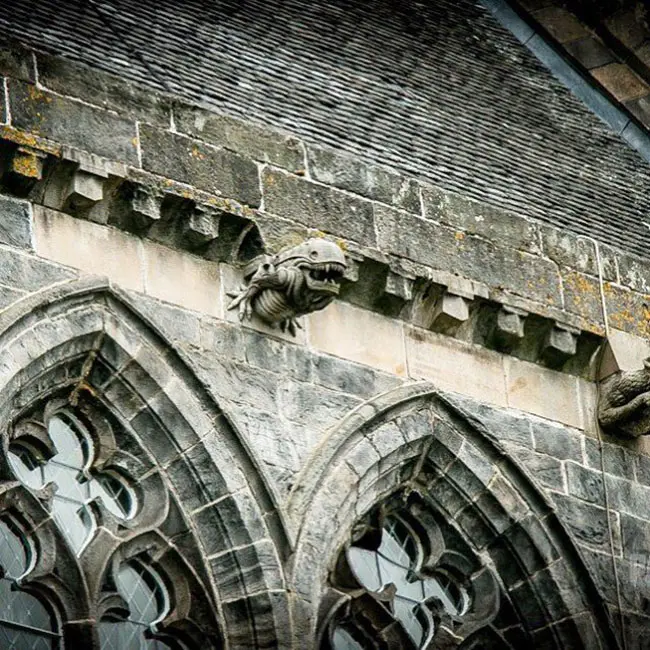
492;305;528;350
1;144;48;194
8;145;47;180
61;148;126;215
384;269;415;303
183;202;222;248
540;321;580;368
130;184;164;232
430;287;473;334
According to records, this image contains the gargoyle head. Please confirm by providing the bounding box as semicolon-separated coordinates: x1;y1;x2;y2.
276;238;348;296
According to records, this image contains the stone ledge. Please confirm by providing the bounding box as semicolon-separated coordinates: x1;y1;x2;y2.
3;120;650;375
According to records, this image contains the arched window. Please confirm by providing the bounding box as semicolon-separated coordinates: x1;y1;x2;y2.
1;396;219;648
324;499;484;650
8;410;137;555
0;517;61;649
330;515;470;650
100;560;180;650
343;516;469;648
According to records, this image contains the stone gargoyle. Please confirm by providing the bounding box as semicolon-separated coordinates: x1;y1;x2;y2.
598;357;650;438
227;238;347;336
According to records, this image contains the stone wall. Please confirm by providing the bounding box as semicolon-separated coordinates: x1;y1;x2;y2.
0;23;649;650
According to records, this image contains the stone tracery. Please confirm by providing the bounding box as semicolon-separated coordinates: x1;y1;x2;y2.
0;280;287;649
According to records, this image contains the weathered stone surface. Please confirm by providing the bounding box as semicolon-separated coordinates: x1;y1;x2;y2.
0;38;35;81
125;291;202;348
513;448;566;492
605;473;650;520
540;322;580;368
0;284;25;310
541;225;598;276
0;195;32;249
422;185;541;255
565;36;615;69
443;395;533;448
566;462;605;504
210;540;284;600
8;80;139;165
584;438;636;481
592;63;647;102
407;328;507;406
553;493;620;552
194;493;264;554
176;103;304;171
505;358;583;429
139;124;261;207
34;205;144;292
375;204;562;306
310;353;400;399
278;380;361;429
37;53;172;127
242;329;312;382
605;283;650;338
532;419;583;462
533;6;589;42
0;245;76;292
308;145;420;213
193;356;281;414
143;239;221;317
636;454;650;487
308;300;407;376
620;512;650;560
561;270;604;324
262;168;376;245
617;251;650;294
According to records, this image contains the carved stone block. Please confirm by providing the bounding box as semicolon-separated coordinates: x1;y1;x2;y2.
131;185;164;231
10;145;47;180
384;270;414;303
541;322;580;368
59;148;126;217
228;238;347;336
599;358;650;438
1;145;48;195
183;203;221;248
430;290;471;335
494;306;528;350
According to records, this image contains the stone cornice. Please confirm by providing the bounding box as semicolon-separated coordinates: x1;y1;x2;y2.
1;53;650;378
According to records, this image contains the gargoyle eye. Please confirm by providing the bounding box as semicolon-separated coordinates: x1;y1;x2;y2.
309;250;319;259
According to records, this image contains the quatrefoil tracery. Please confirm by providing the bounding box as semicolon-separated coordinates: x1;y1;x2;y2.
7;407;137;555
331;512;471;650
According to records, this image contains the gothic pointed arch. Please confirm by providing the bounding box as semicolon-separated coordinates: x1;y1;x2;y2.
0;277;291;649
287;384;620;649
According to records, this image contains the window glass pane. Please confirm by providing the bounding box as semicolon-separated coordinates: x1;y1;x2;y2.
100;562;176;650
0;519;28;579
346;548;381;592
0;518;59;649
0;627;55;650
332;627;365;650
48;416;86;469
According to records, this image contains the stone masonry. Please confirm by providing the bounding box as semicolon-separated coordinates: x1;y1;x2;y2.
0;0;650;648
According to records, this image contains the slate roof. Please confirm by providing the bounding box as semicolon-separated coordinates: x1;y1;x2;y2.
2;0;650;258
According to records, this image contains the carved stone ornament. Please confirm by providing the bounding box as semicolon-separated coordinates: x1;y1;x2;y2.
228;238;347;335
598;356;650;438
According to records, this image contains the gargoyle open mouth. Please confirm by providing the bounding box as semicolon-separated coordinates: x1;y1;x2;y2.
304;262;346;293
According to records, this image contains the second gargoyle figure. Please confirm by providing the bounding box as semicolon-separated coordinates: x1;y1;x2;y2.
227;238;348;336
